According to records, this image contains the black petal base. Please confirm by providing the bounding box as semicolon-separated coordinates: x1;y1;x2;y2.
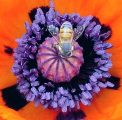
4;45;13;55
2;85;28;110
107;76;120;90
56;110;86;120
29;6;49;22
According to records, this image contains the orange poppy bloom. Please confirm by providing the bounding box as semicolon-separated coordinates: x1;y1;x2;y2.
0;0;122;120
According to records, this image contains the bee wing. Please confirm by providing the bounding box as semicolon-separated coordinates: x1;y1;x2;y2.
73;25;84;41
47;24;59;41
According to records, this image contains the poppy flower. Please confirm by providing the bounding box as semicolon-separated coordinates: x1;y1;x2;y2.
0;0;122;120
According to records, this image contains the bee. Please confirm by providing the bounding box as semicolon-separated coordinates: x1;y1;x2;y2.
48;21;84;57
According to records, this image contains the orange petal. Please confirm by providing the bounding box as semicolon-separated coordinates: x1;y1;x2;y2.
0;47;16;89
0;91;5;105
109;16;122;77
95;0;122;24
80;88;122;120
0;105;25;120
19;102;58;120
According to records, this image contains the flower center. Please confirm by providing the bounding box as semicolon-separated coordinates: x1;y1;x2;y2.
37;37;84;83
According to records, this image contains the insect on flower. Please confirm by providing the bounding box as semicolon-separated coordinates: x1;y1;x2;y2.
48;21;84;57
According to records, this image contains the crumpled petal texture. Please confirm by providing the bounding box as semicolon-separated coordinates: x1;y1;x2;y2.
0;0;122;120
0;105;25;120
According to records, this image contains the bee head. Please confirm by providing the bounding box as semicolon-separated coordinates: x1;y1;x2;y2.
61;21;73;29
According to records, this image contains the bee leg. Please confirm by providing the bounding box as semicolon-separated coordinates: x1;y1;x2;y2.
71;46;74;51
53;44;61;54
69;51;72;57
66;46;74;57
53;43;58;50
